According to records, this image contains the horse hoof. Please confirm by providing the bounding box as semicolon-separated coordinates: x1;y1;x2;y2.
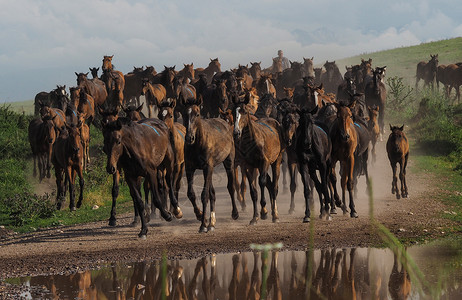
174;208;183;219
162;212;173;222
130;220;139;227
249;219;258;225
288;208;295;215
199;225;208;233
207;225;215;232
232;211;239;220
76;201;82;208
260;209;268;220
396;194;401;200
326;215;333;221
303;217;310;223
195;210;203;221
272;217;279;223
70;206;76;212
350;212;358;218
330;208;337;214
335;200;342;207
108;219;117;227
138;234;147;240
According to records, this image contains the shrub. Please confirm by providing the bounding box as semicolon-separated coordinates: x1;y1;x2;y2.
2;192;56;226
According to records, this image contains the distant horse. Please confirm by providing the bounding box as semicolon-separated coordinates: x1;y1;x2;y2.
386;125;409;199
236;65;254;90
51;85;70;113
103;118;183;238
141;78;166;118
365;67;387;135
337;77;357;104
77;114;91;171
201;79;229;118
89;67;99;79
360;58;373;90
75;72;108;108
314;67;325;86
233;93;284;225
320;61;343;95
183;97;239;232
302;57;315;78
249;62;262;82
255;73;276;98
255;93;278;119
28;117;56;182
195;58;221;84
123;103;146;121
416;54;438;90
367;105;380;162
177;63;195;82
77;89;95;125
152;66;178;102
271;57;283;74
101;55;126;107
124;66;157;106
295;106;333;221
52;122;85;211
39;102;67;132
444;64;462;103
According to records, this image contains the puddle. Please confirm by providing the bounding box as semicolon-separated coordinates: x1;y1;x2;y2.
9;238;462;299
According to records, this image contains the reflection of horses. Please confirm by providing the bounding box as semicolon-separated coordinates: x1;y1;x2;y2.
28;117;56;182
101;55;126;107
321;61;343;95
195;58;221;84
103;118;183;238
183;97;239;232
416;54;438;90
389;250;412;300
52;123;85;211
386;125;409;199
233;96;284;224
365;67;387;135
295;107;333;221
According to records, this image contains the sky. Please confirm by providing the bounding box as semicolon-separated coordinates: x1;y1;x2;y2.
1;0;461;102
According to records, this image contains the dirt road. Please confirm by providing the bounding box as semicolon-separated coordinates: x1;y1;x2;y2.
0;139;456;289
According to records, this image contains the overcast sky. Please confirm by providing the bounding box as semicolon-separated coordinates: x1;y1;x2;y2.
1;0;461;102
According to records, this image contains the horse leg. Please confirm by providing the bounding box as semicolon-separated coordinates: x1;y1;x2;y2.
55;167;65;210
208;184;216;231
281;152;288;193
246;168;259;225
298;163;312;223
149;169;173;223
346;157;358;218
288;162;297;214
142;179;152;223
76;166;84;209
309;162;331;220
224;156;239;220
269;154;283;223
33;154;37;178
126;176;148;239
400;155;409;198
391;161;399;199
47;147;53;178
109;170;120;226
234;164;245;211
258;164;270;221
330;164;341;208
186;166;202;220
199;166;213;233
165;162;183;219
240;166;247;208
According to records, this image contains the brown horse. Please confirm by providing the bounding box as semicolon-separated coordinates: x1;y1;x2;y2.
271;57;283;74
124;66;157;106
255;73;276;98
320;61;344;95
249;62;262;82
444;64;462;103
89;67;99;79
236;65;254;90
141;78;166;118
195;58;221;84
28;117;56;182
367;105;380;162
101;55;126;107
77;89;95;125
78;114;91;171
386;125;409;199
233;93;284;225
314;67;325;86
103;118;183;238
177;63;195;81
123;103;145;121
365;67;387;135
39;103;67;132
183;97;239;232
302;57;315;78
75;72;108;108
52;122;85;211
201;78;229;118
416;54;438;90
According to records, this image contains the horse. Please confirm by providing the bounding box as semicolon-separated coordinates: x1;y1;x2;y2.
337;76;357;104
157;99;186;205
183;97;239;232
174;76;197;121
255;93;278;119
103;117;183;238
101;55;125;107
313;67;325;86
75;72;108;108
38;102;67;133
233;92;284;225
444;64;462;103
52;122;85;211
416;54;438;90
201;79;229;118
302;57;315;78
195;58;221;84
294;106;333;221
124;66;157;106
271;57;283;74
249;62;262;82
51;85;70;113
329;101;370;217
254;73;276;98
365;67;387;135
141;78;167;118
89;67;99;79
76;89;95;126
320;61;344;95
386;125;409;199
235;65;253;90
367;105;380;163
77;114;91;171
28;117;56;182
177;63;195;82
123;103;146;121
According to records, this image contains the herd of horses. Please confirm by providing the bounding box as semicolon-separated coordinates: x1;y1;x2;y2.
29;54;413;238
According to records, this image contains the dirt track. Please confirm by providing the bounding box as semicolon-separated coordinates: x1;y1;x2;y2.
0;138;457;296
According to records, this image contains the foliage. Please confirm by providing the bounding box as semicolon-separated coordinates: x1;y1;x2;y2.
386;76;415;121
1;192;56;226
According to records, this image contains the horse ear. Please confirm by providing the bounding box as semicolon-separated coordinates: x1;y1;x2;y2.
400;124;404;131
137;103;144;112
389;124;393;131
170;99;176;109
75;72;79;77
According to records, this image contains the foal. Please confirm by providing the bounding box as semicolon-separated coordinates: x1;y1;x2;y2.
386;125;409;199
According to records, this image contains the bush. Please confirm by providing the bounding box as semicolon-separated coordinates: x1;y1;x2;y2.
2;192;56;226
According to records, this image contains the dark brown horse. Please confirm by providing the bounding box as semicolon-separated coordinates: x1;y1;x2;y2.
101;55;126;107
416;54;438;90
249;62;262;82
367;105;380;162
141;78;166;118
195;58;221;84
123;103;146;121
77;114;91;171
320;61;344;95
75;72;108;108
201;78;229;118
365;67;387;135
444;64;462;103
386;125;409;199
89;67;99;79
39;103;67;132
103;118;183;238
52;122;85;211
28;117;56;182
77;89;95;125
236;65;253;90
124;66;157;106
183;97;239;232
233;93;284;225
254;73;276;98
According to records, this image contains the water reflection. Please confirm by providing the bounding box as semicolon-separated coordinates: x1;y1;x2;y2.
15;241;462;299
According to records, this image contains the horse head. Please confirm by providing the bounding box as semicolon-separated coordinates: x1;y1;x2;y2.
208;58;221;73
279;104;299;146
99;105;120;127
123;103;144;121
184;97;203;145
297;106;319;148
103;119;125;174
89;67;99;79
66;121;83;154
335;102;355;141
102;55;114;72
